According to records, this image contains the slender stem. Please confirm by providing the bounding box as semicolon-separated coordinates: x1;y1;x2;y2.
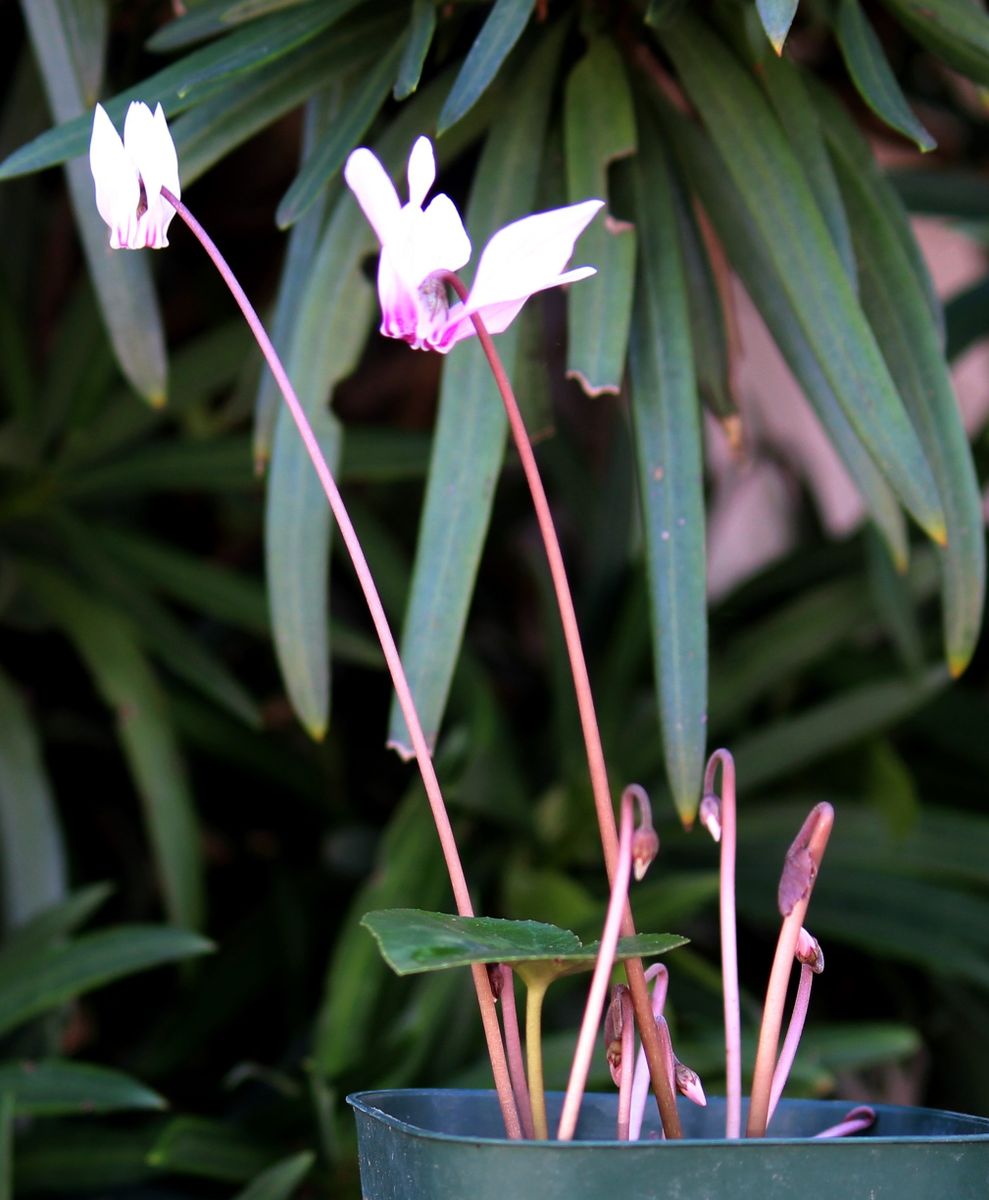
814;1106;876;1139
557;796;634;1141
747;803;834;1137
525;979;550;1139
767;963;814;1126
499;965;534;1138
616;988;635;1140
442;274;682;1139
702;749;741;1138
164;191;521;1140
629;964;668;1140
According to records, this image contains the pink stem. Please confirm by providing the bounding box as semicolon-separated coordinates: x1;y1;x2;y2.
747;803;834;1138
629;964;668;1140
499;965;534;1138
442;274;682;1140
702;749;741;1138
164;190;521;1140
767;963;814;1126
557;794;634;1141
616;988;635;1140
814;1106;876;1139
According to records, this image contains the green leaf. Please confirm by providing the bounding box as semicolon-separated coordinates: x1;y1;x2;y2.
147;0;319;51
0;669;66;930
233;1152;315;1200
437;0;537;133
889;166;989;219
880;0;989;86
313;790;446;1076
361;909;686;976
0;926;212;1039
830;134;985;675
0;1061;164;1117
388;26;565;754
865;520;926;675
834;0;936;152
395;0;437;99
24;566;205;929
756;0;799;53
276;35;404;228
563;37;636;397
658;13;945;543
733;666;947;791
18;0;167;403
627;114;707;827
146;1117;277;1182
657;97;909;570
14;1125;158;1192
756;52;857;286
0;885;113;975
0;1093;10;1200
945;274;989;362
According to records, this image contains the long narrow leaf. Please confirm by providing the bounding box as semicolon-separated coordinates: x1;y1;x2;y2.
659;13;944;542
880;0;989;86
395;0;437;100
233;1152;315;1200
627;113;706;826
756;0;799;53
0;670;66;929
0;1061;164;1118
437;0;536;133
23;566;205;929
387;26;566;754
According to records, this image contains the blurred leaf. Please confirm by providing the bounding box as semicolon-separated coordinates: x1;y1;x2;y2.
798;1022;922;1071
62;436;255;498
564;37;636;397
659;13;944;543
147;0;326;51
0;271;35;430
0;1092;10;1200
831;135;985;676
0;926;212;1039
14;1124;158;1192
147;1117;276;1182
628;113;707;826
757;52;856;286
313;789;446;1077
889;167;989;219
388;26;564;754
232;1152;315;1200
0;1061;164;1117
0;885;112;976
945;275;989;362
18;0;167;403
24;566;206;929
865;739;921;836
880;0;989;86
756;0;799;53
0;668;67;930
395;0;437;99
834;0;936;151
865;527;925;675
361;909;686;976
733;666;947;791
437;0;537;133
658;99;909;570
276;34;404;228
253;90;341;468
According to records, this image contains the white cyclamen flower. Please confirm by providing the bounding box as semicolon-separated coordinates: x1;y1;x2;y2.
89;101;180;250
344;135;603;353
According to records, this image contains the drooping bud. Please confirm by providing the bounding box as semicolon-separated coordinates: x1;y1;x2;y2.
674;1059;707;1107
778;803;834;916
487;963;504;1001
623;784;659;880
604;985;629;1086
698;792;722;843
795;927;824;974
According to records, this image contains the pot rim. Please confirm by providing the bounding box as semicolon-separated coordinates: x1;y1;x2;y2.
347;1088;989;1148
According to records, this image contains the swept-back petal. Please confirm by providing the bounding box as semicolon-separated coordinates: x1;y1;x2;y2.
344;148;402;247
90;103;140;248
406;136;436;209
465;199;603;312
407;193;471;282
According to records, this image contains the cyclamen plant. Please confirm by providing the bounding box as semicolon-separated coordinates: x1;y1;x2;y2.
89;102;860;1145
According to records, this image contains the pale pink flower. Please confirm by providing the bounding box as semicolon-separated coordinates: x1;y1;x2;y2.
343;135;603;353
89;102;180;250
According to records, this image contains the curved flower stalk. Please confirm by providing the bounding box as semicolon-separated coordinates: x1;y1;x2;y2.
629;963;668;1140
767;928;824;1127
87;104;522;1139
343;136;602;352
346;139;683;1138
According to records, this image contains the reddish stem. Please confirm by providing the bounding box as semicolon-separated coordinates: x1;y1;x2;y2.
616;987;635;1140
629;964;668;1140
747;803;834;1137
499;965;535;1138
442;272;682;1139
767;963;814;1125
164;190;521;1139
814;1106;876;1139
701;749;741;1138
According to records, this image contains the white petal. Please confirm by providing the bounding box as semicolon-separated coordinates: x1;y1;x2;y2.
344;147;401;247
466;199;604;313
406;193;471;282
90;103;140;246
406;136;436;209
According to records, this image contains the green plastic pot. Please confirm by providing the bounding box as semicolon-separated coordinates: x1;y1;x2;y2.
349;1088;989;1199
